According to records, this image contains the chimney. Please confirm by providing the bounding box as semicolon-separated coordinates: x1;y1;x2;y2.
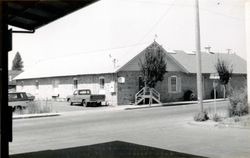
204;46;211;53
226;49;231;54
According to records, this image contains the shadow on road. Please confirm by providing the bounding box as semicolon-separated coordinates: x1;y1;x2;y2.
10;141;207;158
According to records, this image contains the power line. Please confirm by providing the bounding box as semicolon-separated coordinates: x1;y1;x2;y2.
137;0;177;43
200;7;244;21
35;41;151;62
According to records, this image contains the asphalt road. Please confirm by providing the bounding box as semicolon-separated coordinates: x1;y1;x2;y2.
10;101;250;158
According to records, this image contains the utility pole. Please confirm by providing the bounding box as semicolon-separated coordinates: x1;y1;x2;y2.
194;0;203;112
246;0;250;104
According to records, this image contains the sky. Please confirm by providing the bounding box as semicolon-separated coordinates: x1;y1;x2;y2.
9;0;246;70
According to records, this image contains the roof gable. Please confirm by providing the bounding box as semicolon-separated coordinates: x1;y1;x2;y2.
117;41;187;72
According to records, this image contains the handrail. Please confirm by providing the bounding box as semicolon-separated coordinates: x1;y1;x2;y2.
135;87;161;105
135;88;144;96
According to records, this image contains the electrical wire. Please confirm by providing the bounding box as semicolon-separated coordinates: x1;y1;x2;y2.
137;0;177;43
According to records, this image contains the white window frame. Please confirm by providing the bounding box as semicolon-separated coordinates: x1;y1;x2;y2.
99;77;105;89
168;76;182;93
169;76;178;93
52;80;60;89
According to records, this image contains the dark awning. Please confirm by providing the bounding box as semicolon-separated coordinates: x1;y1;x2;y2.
7;0;99;31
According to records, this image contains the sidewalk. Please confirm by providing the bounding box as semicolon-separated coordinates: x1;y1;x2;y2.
12;98;227;119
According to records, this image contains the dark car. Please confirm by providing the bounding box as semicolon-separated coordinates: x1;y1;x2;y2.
8;92;32;110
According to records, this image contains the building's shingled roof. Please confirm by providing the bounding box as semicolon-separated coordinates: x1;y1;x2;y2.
171;50;246;74
14;41;246;80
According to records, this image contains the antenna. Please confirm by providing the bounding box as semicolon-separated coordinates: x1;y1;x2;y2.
113;58;117;68
154;34;158;42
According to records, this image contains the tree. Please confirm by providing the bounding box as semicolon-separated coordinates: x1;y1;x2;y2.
215;58;233;98
12;52;24;71
139;43;167;88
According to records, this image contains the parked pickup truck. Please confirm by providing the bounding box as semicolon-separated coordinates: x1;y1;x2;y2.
66;89;105;107
8;92;32;111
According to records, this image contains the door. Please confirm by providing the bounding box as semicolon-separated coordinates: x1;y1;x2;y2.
138;76;144;91
71;90;78;102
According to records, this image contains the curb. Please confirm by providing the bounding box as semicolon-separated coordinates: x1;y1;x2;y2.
215;123;250;129
125;104;161;110
125;99;227;110
13;113;60;120
188;121;250;129
187;121;219;128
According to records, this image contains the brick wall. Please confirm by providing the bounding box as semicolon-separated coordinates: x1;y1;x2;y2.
116;71;246;105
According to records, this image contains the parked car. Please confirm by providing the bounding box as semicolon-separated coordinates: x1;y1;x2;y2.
26;93;35;101
66;89;106;107
8;92;32;111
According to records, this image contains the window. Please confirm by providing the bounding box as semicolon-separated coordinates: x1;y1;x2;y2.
168;76;181;93
73;91;78;95
21;81;24;90
9;75;12;81
170;76;177;92
9;93;18;99
73;78;78;89
52;80;59;88
99;77;105;89
79;90;90;95
138;76;144;90
35;80;39;90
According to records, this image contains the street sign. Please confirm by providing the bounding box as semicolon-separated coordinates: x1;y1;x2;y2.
209;73;220;80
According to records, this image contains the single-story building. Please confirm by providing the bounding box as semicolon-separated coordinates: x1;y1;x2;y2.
14;41;247;105
8;70;23;92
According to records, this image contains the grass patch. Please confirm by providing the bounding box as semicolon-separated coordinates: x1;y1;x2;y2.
194;111;209;122
219;114;250;128
212;113;223;122
13;100;53;115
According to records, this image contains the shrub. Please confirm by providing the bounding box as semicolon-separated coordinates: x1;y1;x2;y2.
233;116;241;122
194;111;209;122
228;86;248;117
184;90;195;101
212;113;222;122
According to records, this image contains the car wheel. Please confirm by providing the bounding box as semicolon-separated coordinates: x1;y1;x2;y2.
82;100;87;107
15;106;23;113
69;99;73;105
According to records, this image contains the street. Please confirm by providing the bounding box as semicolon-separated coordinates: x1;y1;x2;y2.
10;101;250;158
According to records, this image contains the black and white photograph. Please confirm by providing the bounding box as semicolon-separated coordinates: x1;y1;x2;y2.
1;0;250;157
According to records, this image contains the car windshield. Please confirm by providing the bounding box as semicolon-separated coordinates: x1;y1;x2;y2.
26;93;32;97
